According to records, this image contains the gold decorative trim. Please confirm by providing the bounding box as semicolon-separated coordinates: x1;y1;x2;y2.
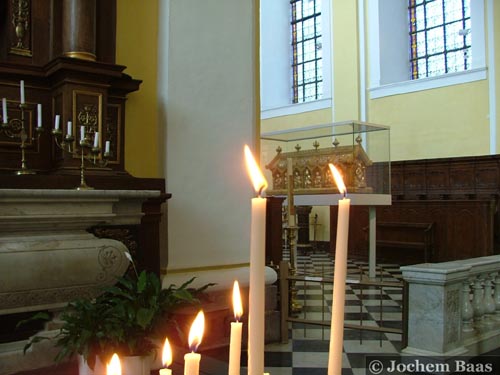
63;51;96;61
72;90;102;159
161;263;251;275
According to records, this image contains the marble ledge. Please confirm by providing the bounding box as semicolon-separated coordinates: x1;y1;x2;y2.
0;188;161;200
401;254;500;285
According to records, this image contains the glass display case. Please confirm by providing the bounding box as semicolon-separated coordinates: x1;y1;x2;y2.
261;120;391;206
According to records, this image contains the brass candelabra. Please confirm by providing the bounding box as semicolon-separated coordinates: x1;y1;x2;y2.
52;123;111;190
1;99;44;175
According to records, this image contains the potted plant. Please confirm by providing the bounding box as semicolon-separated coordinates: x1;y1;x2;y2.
23;268;211;375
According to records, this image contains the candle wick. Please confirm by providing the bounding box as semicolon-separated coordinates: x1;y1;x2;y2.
257;185;264;198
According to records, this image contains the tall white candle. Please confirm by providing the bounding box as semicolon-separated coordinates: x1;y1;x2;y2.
20;80;25;104
94;131;99;148
244;145;268;375
184;310;204;375
37;104;42;127
2;98;7;124
228;280;243;375
105;140;110;154
80;126;85;141
67;121;72;136
327;164;350;375
54;115;60;130
160;337;173;375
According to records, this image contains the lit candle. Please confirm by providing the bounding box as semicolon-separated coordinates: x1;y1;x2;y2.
228;280;243;375
80;126;85;141
160;337;173;375
105;140;110;154
37;104;42;127
2;98;7;124
244;145;268;375
184;310;204;375
67;121;72;136
327;164;350;375
54;115;60;130
107;353;121;375
94;131;99;148
20;80;25;104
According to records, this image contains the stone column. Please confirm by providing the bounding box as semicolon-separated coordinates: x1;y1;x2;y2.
62;0;97;61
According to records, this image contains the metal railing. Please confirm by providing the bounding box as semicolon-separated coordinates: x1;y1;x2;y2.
279;260;408;348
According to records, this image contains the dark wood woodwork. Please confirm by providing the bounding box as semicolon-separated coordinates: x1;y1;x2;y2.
62;0;97;61
328;154;500;264
0;1;133;174
296;205;312;251
266;196;285;266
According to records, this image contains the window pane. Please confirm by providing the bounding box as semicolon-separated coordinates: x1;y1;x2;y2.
303;18;315;40
416;5;425;31
416;31;426;56
444;0;463;23
446;50;465;72
418;58;427;77
303;0;314;17
425;0;443;29
427;26;444;54
291;0;323;103
448;21;467;51
427;54;445;76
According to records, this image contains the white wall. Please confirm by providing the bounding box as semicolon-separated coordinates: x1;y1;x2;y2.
158;0;259;270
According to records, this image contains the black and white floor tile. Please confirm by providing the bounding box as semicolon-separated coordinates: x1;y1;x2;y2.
257;249;405;375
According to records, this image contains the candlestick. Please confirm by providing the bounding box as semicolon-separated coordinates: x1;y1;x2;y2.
184;310;204;375
160;337;173;375
37;104;42;128
244;145;268;375
51;120;109;189
2;98;7;124
327;164;350;375
54;115;60;130
228;280;243;375
20;80;25;104
0;97;43;174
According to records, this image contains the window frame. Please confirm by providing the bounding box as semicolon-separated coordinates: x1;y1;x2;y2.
367;0;486;99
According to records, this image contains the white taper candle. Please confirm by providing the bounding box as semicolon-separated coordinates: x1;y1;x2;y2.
327;164;350;375
20;80;25;104
54;115;60;130
37;104;42;127
2;98;7;124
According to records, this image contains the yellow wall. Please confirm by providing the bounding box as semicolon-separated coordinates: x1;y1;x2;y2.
369;81;490;161
495;0;500;152
116;0;160;178
332;0;359;121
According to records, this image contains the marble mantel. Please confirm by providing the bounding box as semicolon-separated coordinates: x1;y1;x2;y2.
0;188;162;315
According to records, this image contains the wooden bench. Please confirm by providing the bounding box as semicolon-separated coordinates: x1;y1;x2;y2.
370;222;435;264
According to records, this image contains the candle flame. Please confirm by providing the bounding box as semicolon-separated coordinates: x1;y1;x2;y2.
328;163;347;197
188;310;205;352
107;353;121;375
232;280;243;320
244;145;268;196
162;337;173;368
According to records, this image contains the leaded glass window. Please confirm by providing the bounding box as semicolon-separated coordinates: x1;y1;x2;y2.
291;0;323;103
409;0;471;79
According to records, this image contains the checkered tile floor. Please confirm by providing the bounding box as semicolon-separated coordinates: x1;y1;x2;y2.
257;250;406;375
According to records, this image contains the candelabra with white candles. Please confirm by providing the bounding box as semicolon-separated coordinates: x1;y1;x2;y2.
1;80;44;175
51;114;111;190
